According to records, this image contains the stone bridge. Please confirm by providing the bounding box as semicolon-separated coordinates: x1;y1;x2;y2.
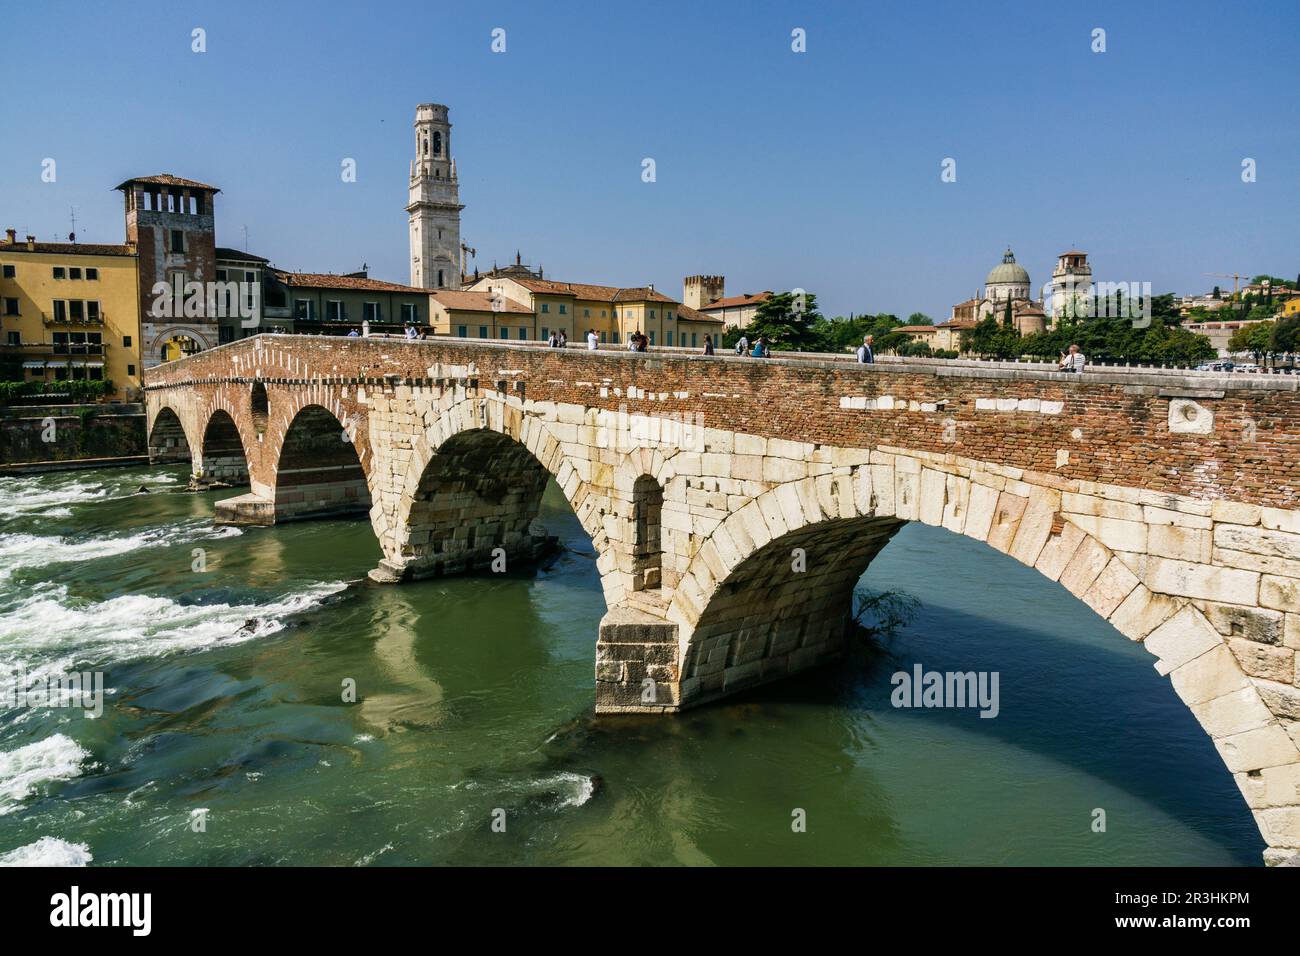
144;334;1300;862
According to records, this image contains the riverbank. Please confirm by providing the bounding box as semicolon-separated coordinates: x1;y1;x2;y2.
0;402;145;469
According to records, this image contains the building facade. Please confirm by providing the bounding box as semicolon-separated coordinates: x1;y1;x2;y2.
407;103;463;291
0;232;142;399
684;275;772;330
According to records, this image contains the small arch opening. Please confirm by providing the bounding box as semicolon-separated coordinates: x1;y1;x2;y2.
632;474;664;591
250;381;269;433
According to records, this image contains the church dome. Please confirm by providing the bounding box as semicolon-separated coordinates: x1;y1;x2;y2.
986;247;1030;286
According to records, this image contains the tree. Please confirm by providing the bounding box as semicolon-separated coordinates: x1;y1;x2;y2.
906;312;934;326
1228;321;1274;364
1270;316;1300;358
744;291;824;351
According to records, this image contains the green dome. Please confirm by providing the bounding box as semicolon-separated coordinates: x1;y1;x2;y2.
986;248;1029;286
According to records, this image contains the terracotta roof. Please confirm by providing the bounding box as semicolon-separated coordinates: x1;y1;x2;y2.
937;320;977;329
431;290;532;314
0;240;135;257
215;247;269;263
700;291;772;311
512;277;677;303
1059;249;1087;256
272;271;427;294
896;325;938;333
675;303;725;324
115;173;220;192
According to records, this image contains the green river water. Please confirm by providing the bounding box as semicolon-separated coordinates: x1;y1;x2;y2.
0;465;1264;865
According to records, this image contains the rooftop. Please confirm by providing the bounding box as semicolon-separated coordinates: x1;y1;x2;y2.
431;290;532;314
114;173;221;192
700;291;773;310
273;271;427;294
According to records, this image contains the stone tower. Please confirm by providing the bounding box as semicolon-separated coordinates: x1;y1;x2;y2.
115;174;220;367
683;275;725;310
1050;250;1092;321
407;103;463;290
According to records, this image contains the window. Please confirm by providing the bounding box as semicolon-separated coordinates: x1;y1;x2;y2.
559;304;567;314
170;230;184;253
584;309;590;318
216;269;228;281
691;333;697;347
478;326;488;338
127;364;136;376
3;298;17;316
600;331;607;343
666;331;673;346
53;267;65;279
601;310;607;318
649;331;655;345
86;301;100;323
2;264;14;278
219;326;234;344
541;327;549;340
6;331;18;346
70;267;82;280
53;300;67;322
433;131;442;156
123;335;132;347
518;328;527;340
500;327;509;339
326;301;344;322
611;331;619;343
363;302;380;323
457;325;467;337
401;303;418;323
437;269;444;287
649;310;655;318
540;303;550;313
295;299;316;320
667;311;673;321
85;268;98;280
88;366;103;381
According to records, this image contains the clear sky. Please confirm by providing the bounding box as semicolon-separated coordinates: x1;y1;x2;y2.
2;0;1296;319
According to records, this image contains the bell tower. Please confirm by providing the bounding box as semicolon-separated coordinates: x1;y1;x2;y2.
407;103;463;290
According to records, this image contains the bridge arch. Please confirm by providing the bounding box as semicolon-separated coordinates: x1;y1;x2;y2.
662;453;1300;861
378;394;614;589
272;403;372;521
199;408;251;485
147;405;194;467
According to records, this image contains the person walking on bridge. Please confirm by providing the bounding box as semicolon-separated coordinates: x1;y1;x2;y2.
703;334;715;355
1058;344;1086;372
857;335;875;364
586;329;599;350
735;333;749;356
751;336;770;358
362;318;370;338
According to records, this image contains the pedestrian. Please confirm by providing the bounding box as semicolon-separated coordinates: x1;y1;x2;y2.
558;330;567;348
628;330;640;352
362;318;370;338
347;328;359;338
548;330;559;348
751;336;770;358
1058;343;1086;372
857;335;875;364
404;324;417;340
637;333;649;353
703;334;715;355
587;329;599;350
735;333;749;355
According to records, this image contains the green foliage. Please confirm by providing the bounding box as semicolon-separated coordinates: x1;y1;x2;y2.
0;379;114;405
1272;316;1300;355
744;291;825;351
906;312;934;326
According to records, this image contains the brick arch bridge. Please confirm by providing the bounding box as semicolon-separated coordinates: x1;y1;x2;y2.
144;334;1300;862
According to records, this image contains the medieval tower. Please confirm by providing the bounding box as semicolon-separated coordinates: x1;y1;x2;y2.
407;103;463;290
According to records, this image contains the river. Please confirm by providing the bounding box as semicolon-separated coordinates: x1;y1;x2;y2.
0;465;1263;865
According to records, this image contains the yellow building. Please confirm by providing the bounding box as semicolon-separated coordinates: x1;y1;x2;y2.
429;290;535;339
1282;296;1300;318
0;231;142;400
462;274;723;347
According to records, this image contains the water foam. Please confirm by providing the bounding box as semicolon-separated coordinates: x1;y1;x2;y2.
0;580;349;677
0;520;242;581
0;733;90;815
0;471;179;519
0;836;93;867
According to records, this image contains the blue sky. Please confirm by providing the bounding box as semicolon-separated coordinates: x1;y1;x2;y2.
2;0;1296;319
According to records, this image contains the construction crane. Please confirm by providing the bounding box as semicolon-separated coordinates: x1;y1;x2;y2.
1204;272;1250;299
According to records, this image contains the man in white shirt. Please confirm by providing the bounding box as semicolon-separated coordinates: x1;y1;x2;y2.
587;329;599;350
1058;344;1086;372
856;335;875;364
361;319;370;338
